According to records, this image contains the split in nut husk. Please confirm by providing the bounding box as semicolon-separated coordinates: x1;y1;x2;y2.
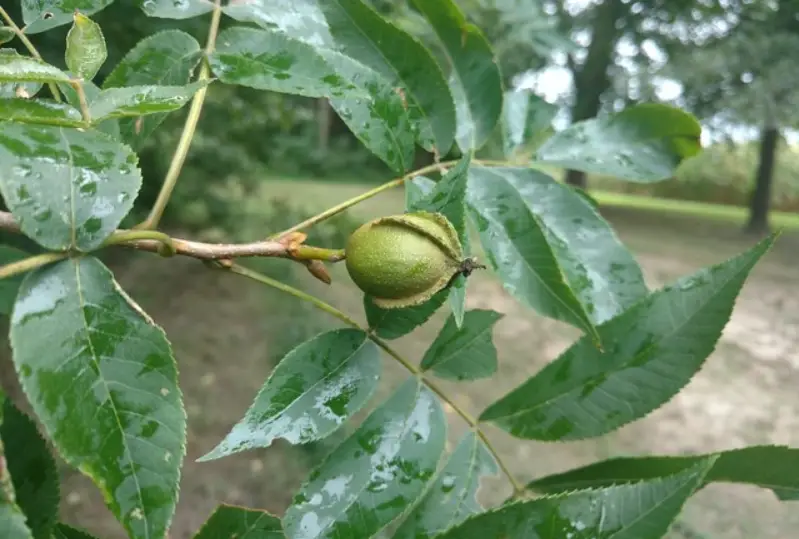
344;211;483;309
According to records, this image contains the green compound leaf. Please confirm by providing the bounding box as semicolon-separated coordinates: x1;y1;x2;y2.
65;13;107;81
0;53;69;84
0;400;60;539
393;431;498;539
528;445;799;502
194;505;283;539
21;1;115;34
224;0;456;155
420;309;503;381
0;98;83;127
198;329;381;461
0;123;141;252
283;377;446;539
480;234;776;441
10;257;186;539
536;103;702;183
53;523;99;539
89;81;209;122
467;166;648;334
502;89;557;158
103;30;202;149
138;0;214;19
364;288;449;341
437;459;715;539
410;0;502;151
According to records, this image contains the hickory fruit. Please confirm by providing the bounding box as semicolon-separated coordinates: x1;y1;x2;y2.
344;211;480;309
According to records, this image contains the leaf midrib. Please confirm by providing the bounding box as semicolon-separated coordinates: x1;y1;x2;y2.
72;259;149;538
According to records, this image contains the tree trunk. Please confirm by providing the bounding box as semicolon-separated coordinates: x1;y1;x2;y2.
564;0;624;188
745;125;779;234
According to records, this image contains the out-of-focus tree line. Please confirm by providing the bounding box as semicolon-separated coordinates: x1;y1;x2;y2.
3;0;798;233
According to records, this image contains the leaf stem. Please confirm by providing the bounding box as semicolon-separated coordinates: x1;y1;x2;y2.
69;79;91;123
103;230;177;256
271;160;456;238
136;0;223;230
222;261;525;497
0;252;68;280
0;6;62;103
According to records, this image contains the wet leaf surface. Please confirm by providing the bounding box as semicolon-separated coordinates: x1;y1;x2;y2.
438;460;715;539
89;81;209;121
65;13;107;81
528;444;799;501
0;390;34;539
194;505;283;539
22;0;114;34
502;89;557;158
480;234;775;440
10;257;185;539
420;310;503;381
199;328;381;461
0;245;29;315
364;288;449;340
393;431;498;539
0;400;60;539
103;30;202;148
0;98;83;127
536;103;702;183
411;0;502;151
224;0;456;155
283;377;446;539
137;0;213;19
467;166;647;335
0;52;69;84
0;123;142;252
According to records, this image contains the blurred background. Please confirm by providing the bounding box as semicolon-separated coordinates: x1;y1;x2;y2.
1;1;799;538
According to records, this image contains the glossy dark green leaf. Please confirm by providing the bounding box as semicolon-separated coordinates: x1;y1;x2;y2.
10;257;186;539
53;524;98;539
420;310;502;381
0;53;69;84
394;432;497;539
0;123;142;251
21;0;114;34
364;288;449;341
410;0;502;151
89;81;209;121
194;505;283;539
325;51;415;174
480;234;775;440
528;445;799;502
437;460;715;539
224;0;456;155
1;400;59;539
410;157;471;323
0;98;83;127
0;28;15;46
0;390;34;539
502;90;557;158
0;50;41;99
57;79;120;139
103;30;202;148
447;274;467;328
405;175;436;210
467;166;647;331
198;329;381;461
283;377;446;539
138;0;213;19
210;27;343;97
65;13;107;81
0;246;29;315
536;103;702;182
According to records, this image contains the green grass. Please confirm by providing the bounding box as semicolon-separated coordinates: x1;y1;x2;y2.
592;190;799;230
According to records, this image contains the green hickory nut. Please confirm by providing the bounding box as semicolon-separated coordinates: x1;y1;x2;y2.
344;211;481;309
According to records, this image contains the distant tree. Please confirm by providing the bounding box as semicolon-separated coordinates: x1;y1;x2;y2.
667;1;799;233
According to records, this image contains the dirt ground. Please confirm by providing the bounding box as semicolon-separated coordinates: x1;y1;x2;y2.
1;201;798;539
